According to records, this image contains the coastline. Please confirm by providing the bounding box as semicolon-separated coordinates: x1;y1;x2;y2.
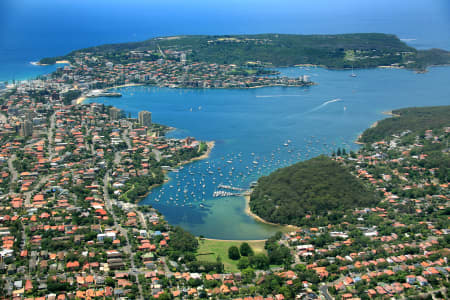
378;65;405;70
31;60;70;66
244;195;300;231
382;110;401;117
75;83;145;105
72;80;316;106
136;141;215;204
355;110;400;144
180;141;215;165
134;177;171;204
355;120;379;144
202;237;267;242
76;96;86;105
104;83;144;91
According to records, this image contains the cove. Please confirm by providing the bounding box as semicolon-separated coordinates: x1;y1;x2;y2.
88;66;450;240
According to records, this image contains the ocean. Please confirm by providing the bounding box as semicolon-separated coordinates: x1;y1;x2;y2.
2;0;450;239
1;0;449;81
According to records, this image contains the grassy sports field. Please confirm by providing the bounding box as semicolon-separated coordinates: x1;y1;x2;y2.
196;239;266;272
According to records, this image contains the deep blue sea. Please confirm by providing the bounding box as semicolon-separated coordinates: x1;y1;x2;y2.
2;0;450;239
1;0;449;82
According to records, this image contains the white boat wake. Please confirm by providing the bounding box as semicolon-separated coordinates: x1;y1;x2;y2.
308;98;341;112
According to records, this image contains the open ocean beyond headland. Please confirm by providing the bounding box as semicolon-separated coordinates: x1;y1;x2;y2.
0;0;449;82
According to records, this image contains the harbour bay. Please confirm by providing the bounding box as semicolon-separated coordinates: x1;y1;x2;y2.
88;66;450;240
2;1;450;298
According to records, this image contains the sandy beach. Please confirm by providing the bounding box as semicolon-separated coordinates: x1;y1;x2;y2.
75;96;86;105
182;141;215;165
31;61;48;66
355;110;401;144
244;195;300;231
377;65;405;69
382;110;401;117
355;121;378;144
173;141;215;168
202;237;267;242
31;60;70;66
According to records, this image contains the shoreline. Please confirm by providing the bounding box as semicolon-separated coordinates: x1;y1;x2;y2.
355;110;401;144
201;237;267;242
136;141;215;204
73;82;316;106
244;195;300;231
31;60;70;66
104;83;145;91
382;110;401;117
75;96;86;105
133;177;171;204
75;83;145;105
180;141;215;166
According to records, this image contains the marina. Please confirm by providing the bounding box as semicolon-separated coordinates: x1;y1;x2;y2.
91;66;450;239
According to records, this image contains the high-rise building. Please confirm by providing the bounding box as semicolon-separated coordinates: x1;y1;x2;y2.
109;107;122;120
138;110;152;127
180;53;187;64
20;120;33;137
25;110;34;122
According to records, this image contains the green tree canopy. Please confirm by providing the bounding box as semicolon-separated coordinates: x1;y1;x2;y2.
228;245;240;260
239;242;254;257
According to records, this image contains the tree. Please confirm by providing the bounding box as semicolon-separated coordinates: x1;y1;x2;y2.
169;226;198;253
250;253;270;270
295;263;306;272
237;257;250;270
241;267;256;283
216;255;224;273
239;242;254;256
228;246;240;260
157;292;173;300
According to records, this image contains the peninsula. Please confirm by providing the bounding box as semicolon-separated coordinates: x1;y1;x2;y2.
0;31;448;299
249;155;380;227
40;33;450;71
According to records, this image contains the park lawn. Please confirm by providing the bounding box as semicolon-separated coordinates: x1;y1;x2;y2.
196;239;266;273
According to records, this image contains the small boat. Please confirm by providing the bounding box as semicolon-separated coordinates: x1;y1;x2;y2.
350;65;357;77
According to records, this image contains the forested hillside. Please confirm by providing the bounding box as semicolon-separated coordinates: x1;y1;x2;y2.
249;155;379;226
359;106;450;143
40;33;450;70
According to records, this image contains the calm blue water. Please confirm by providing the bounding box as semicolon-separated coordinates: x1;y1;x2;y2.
1;0;450;82
89;66;450;239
